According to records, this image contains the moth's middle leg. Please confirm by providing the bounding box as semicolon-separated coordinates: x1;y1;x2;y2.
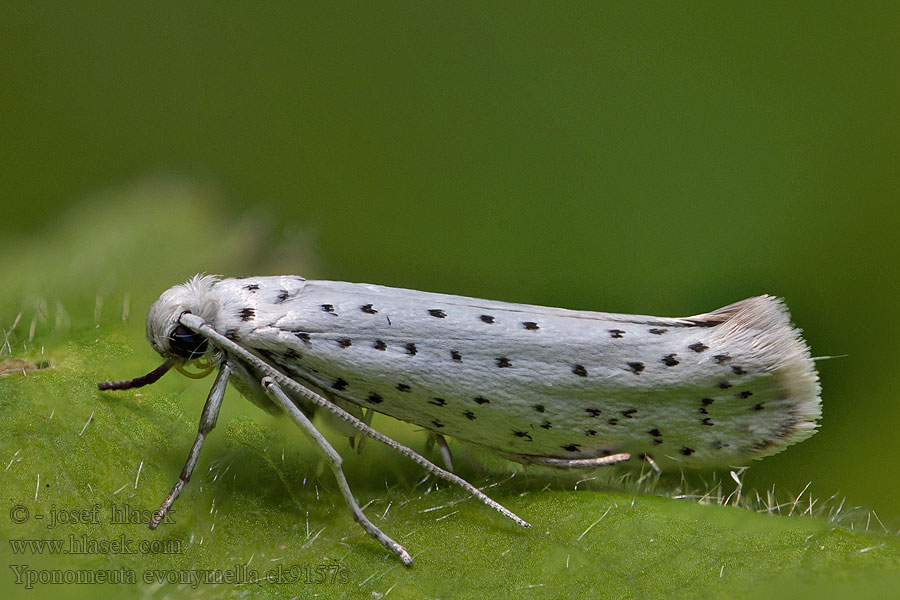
260;376;413;566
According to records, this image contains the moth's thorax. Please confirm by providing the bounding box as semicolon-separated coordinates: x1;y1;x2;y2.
145;274;222;357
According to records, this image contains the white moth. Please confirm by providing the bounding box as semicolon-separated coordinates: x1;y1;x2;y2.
99;275;821;564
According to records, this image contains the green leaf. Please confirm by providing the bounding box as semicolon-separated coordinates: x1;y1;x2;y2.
2;179;898;599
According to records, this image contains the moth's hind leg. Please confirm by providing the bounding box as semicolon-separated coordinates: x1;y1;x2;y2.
261;376;413;566
424;433;455;472
525;454;631;469
350;408;374;455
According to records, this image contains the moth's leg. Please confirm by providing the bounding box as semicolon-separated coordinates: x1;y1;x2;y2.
332;397;365;450
642;454;661;474
526;454;631;469
354;408;373;455
425;433;455;472
261;377;413;566
150;361;231;529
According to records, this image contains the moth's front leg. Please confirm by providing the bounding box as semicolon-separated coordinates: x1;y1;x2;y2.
150;361;232;529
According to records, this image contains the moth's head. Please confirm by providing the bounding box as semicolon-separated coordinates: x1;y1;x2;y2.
146;274;220;361
97;274;221;391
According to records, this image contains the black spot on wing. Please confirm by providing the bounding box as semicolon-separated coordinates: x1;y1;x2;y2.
333;378;348;391
480;315;495;324
609;329;625;338
336;338;352;348
405;343;417;356
572;364;588;377
295;332;312;346
496;357;512;368
450;350;462;361
688;342;708;353
275;290;290;303
523;321;539;330
239;308;255;321
244;284;260;291
373;340;387;350
361;304;378;314
428;309;446;318
627;362;644;374
661;354;679;367
321;304;335;313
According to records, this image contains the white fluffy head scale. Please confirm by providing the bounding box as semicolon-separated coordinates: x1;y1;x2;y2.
145;274;221;357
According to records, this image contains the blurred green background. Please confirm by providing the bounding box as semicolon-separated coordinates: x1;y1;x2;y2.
1;2;898;596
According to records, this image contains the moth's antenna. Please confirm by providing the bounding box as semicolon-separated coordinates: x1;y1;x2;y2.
98;359;175;391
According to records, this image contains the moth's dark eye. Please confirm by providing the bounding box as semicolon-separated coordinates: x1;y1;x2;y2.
168;325;209;359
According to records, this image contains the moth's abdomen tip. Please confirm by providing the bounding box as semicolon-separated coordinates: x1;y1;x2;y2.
692;295;823;463
718;294;821;390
